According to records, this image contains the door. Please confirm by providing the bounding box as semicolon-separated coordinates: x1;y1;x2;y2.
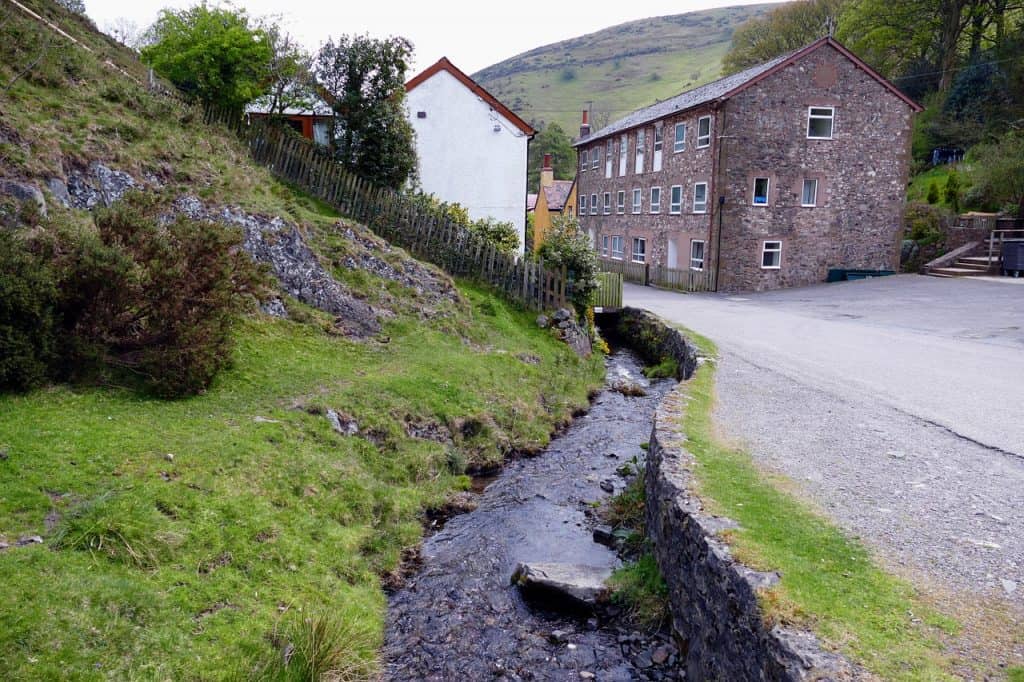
667;239;678;269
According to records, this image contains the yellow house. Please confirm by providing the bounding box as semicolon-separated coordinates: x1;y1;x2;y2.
532;153;577;252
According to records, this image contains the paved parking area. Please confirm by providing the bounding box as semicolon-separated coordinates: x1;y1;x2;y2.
625;275;1024;610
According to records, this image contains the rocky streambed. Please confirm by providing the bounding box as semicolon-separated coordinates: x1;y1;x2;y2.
384;350;682;681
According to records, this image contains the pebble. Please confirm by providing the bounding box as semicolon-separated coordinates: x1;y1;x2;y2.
164;453;175;462
651;646;671;665
579;673;595;680
600;480;615;494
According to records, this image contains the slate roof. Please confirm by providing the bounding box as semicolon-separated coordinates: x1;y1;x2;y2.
575;37;920;146
542;180;575;212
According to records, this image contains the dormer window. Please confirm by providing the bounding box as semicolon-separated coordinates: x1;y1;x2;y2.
807;107;835;139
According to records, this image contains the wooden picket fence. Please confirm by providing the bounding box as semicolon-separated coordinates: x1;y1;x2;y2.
599;258;717;292
594;272;623;309
201;105;568;310
597;258;650;285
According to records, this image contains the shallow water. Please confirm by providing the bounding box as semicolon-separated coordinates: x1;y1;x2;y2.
383;350;679;681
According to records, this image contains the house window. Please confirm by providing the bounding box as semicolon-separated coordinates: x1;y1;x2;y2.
580;195;587;214
591;146;600;170
603;192;612;214
616;190;625;214
753;177;770;205
690;240;705;271
673;123;686;153
601;235;609;257
807;107;834;139
635;129;645;174
669;185;682;214
761;240;782;269
696;116;712;148
649;186;661;213
801;178;818;207
590;193;598;215
581;150;588;171
693;182;708;213
619;134;629;175
653;124;663;172
611;235;624;260
631;188;642;214
606;140;614;178
632;237;646;263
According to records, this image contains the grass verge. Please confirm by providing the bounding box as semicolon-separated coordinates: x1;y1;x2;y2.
678;329;964;681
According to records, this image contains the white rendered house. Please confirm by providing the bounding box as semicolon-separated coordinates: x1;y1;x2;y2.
405;58;534;253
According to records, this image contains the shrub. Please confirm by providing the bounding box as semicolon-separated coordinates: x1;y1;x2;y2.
536;214;599;321
0;231;57;391
468;217;519;255
926;181;940;204
944;169;961;214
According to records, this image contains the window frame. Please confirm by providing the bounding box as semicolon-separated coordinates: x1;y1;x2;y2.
673;122;686;153
631;237;647;264
635;129;646;174
696;115;712;148
649;186;662;214
611;235;624;260
669;185;683;214
605;139;614;178
591;146;600;170
631;188;642;214
801;178;818;207
580;149;588;171
603;191;612;215
616;190;625;214
579;195;587;214
761;240;782;269
590;193;598;215
690;239;705;271
807;106;835;140
601;234;609;257
619;134;629;176
693;182;708;214
752;177;770;206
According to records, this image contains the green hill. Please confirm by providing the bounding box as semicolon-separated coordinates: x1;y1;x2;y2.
474;4;776;134
0;1;602;678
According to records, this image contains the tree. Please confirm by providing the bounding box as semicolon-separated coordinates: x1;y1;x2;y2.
55;0;85;15
536;214;599;321
141;4;273;110
526;123;576;192
944;168;962;213
315;35;416;190
104;18;144;50
723;0;848;75
968;129;1024;216
255;23;315;115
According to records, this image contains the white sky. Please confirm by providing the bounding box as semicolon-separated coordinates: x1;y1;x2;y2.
84;0;782;75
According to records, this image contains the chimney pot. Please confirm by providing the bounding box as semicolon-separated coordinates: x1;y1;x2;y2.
542;153;552;169
579;109;591;139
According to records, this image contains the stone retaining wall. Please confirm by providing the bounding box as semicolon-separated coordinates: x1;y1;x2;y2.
598;307;698;380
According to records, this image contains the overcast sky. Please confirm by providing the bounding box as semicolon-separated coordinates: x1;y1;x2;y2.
84;0;781;75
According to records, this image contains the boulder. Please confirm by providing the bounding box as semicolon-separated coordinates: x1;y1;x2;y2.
552;307;573;322
46;178;71;208
0;179;46;218
511;561;611;608
66;162;137;210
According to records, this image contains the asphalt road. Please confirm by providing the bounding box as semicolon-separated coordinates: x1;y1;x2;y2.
624;275;1024;607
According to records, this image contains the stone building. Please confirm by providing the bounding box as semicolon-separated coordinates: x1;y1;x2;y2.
574;37;921;292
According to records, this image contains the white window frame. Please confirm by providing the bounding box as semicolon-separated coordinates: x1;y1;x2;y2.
635;129;646;174
690;239;705;271
601;234;609;257
673;122;686;153
616;190;625;214
590;193;598;215
693;182;708;214
696;116;712;148
807;106;835;140
579;195;587;214
580;149;588;171
669;185;682;214
603;191;612;215
752;177;770;206
605;139;614;178
619;134;628;176
649;186;661;214
653;124;663;172
761;240;782;269
631;188;642;214
801;178;818;207
591;146;600;170
631;237;647;264
611;235;624;260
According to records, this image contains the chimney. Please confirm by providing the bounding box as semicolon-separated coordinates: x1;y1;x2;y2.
579;109;590;138
540;153;554;188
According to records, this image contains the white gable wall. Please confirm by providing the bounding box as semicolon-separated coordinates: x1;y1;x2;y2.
406;69;529;254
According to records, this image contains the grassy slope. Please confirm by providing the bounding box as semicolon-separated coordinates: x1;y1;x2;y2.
0;2;605;678
473;5;774;133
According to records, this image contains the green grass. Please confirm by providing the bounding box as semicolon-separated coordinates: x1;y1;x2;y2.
677;329;963;681
473;5;774;132
608;553;670;633
1009;666;1024;682
0;286;603;679
907;165;956;206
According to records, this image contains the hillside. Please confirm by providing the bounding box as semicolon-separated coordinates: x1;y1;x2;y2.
474;4;776;134
0;1;603;678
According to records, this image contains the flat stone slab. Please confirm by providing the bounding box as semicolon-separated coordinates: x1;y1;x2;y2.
511;561;612;607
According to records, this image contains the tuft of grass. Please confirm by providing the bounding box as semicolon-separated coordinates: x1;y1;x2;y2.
642;357;677;379
676;327;961;680
257;608;378;682
608;554;670;633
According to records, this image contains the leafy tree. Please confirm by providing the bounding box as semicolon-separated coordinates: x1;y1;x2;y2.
141;4;273;110
944;168;962;213
315;34;417;190
0;231;57;392
723;0;848;75
968;130;1024;216
468;217;520;254
927;180;940;203
526;122;576;192
255;23;315;115
536;214;599;321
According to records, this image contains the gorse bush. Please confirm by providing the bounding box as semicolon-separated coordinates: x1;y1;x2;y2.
4;193;266;397
0;231;57;392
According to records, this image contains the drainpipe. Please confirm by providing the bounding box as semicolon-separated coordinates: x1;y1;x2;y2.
710;102;728;292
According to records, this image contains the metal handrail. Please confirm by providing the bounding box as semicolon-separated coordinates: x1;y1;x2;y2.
987;228;1024;264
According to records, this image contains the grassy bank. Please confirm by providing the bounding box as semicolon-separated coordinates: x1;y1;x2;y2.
0;286;604;679
677;330;968;681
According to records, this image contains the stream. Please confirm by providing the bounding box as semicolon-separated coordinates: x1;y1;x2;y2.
384;350;682;681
